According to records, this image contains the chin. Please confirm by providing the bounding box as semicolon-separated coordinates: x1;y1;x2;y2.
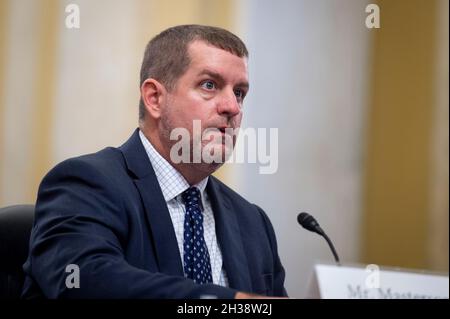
194;162;223;179
206;144;233;164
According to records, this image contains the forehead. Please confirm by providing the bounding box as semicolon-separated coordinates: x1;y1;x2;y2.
186;40;248;82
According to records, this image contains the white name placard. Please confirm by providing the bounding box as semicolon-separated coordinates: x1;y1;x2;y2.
306;263;449;299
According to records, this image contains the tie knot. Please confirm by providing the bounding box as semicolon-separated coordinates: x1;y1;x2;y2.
182;187;201;206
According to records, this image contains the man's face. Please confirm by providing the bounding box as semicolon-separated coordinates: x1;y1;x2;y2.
159;40;249;165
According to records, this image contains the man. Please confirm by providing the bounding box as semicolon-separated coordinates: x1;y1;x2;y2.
22;25;287;299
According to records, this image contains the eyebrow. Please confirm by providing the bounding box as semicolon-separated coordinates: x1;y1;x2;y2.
197;69;249;90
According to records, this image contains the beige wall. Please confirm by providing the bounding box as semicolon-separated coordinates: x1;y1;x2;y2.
362;0;448;272
429;0;449;272
0;0;235;207
0;0;7;187
1;0;45;205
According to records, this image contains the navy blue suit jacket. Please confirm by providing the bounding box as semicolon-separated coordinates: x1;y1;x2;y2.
22;129;287;299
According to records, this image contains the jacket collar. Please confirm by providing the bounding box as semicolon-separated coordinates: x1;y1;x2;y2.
119;128;184;277
206;178;252;291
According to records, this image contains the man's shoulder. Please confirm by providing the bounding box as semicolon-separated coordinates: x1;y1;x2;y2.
44;146;127;184
69;146;124;168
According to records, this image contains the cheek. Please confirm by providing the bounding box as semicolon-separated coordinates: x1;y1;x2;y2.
168;89;219;131
165;95;195;125
233;111;243;127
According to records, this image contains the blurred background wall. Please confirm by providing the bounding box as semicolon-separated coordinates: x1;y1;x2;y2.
236;0;372;297
0;0;448;298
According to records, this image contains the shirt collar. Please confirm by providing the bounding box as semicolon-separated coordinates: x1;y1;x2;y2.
139;130;209;203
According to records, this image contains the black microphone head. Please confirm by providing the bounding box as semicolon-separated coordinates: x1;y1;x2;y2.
297;212;340;264
297;212;322;234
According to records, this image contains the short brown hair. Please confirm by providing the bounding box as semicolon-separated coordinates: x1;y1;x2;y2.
139;24;248;120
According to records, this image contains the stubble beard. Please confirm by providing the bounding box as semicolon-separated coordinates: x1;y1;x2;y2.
159;108;225;178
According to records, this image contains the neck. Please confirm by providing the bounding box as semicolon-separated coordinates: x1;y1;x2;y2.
139;125;220;185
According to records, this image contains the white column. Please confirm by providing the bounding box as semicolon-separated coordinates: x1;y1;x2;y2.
235;0;372;297
52;0;147;162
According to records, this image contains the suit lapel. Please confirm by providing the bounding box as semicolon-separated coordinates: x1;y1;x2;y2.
120;129;183;277
207;177;252;292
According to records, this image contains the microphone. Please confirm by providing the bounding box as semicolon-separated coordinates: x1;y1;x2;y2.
297;212;340;265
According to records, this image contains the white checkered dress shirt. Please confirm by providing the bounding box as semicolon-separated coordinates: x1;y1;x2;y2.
139;130;229;287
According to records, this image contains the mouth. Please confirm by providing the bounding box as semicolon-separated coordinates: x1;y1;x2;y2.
203;126;234;141
203;126;233;146
217;126;232;134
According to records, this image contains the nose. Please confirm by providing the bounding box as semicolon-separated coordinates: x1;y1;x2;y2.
217;89;241;117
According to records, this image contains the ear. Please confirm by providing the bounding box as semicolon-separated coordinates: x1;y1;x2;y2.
140;78;167;120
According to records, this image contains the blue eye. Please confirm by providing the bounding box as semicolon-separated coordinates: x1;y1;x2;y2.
234;89;246;101
201;80;215;90
234;89;243;98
